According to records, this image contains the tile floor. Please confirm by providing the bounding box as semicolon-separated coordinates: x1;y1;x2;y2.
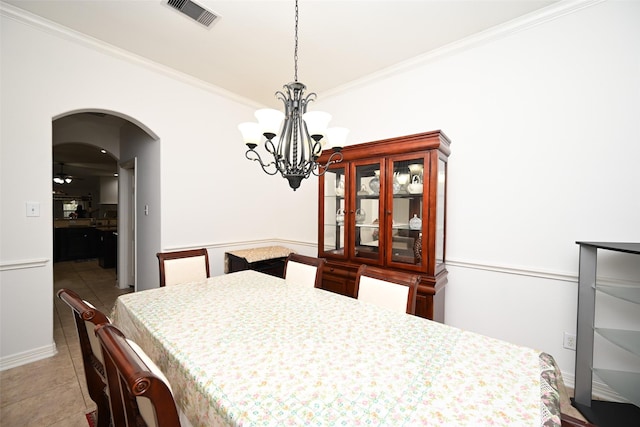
0;259;131;427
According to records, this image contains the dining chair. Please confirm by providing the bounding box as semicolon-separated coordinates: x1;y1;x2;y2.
96;323;181;427
156;248;210;287
354;264;420;314
56;288;111;427
284;253;326;288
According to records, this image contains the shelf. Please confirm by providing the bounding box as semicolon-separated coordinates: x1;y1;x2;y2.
352;223;421;231
597;284;640;305
595;328;640;357
355;223;379;228
574;241;640;420
592;368;640;407
392;192;423;198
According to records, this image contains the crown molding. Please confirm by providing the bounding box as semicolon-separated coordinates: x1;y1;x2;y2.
0;1;263;110
322;0;606;99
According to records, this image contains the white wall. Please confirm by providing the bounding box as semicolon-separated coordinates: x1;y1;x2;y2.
0;5;312;368
315;0;640;389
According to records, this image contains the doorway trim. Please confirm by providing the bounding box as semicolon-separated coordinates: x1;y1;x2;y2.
119;158;137;290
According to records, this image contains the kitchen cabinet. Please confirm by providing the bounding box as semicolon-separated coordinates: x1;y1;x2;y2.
54;227;98;262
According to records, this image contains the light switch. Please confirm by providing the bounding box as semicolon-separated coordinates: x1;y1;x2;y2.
26;202;40;217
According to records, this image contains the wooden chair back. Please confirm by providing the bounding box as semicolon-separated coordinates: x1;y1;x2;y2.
96;324;181;427
156;248;210;287
284;253;326;288
57;288;111;427
354;265;420;314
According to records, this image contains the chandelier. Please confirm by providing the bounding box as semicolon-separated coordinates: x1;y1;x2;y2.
238;0;347;191
53;163;73;184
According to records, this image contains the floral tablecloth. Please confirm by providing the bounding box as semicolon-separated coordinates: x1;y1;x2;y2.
112;270;561;427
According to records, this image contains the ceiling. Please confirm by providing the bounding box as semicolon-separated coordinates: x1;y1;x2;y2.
9;0;559;192
52;113;126;195
6;0;559;108
53;141;118;179
52;139;119;196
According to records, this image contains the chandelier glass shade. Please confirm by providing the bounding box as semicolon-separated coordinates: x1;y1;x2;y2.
238;0;346;190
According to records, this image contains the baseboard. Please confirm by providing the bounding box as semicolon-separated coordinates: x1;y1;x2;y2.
0;343;58;371
562;370;629;403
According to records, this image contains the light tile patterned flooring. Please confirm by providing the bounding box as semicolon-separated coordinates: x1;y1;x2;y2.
0;260;131;427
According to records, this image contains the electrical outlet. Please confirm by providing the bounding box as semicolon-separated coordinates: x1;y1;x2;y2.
563;332;576;350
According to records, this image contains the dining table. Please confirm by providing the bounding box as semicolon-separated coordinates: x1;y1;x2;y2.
111;269;561;426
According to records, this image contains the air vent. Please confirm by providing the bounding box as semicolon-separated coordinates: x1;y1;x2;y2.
165;0;219;28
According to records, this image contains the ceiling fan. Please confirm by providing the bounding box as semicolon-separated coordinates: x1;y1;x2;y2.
53;163;77;184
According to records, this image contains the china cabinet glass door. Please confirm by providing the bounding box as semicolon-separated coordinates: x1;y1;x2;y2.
387;155;426;270
321;167;347;257
352;160;384;264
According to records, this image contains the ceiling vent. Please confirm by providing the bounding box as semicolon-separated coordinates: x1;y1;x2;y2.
165;0;219;28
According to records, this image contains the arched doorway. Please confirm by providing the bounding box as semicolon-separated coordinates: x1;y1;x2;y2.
52;111;159;291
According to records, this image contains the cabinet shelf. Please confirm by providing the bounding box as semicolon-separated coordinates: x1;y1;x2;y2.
355;223;379;228
391;193;423;198
596;284;640;305
592;369;640;407
595;328;640;357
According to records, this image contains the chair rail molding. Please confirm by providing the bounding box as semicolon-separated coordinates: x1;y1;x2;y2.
0;258;49;272
446;258;639;288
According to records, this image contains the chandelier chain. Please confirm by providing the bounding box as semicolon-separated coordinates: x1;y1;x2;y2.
294;0;299;82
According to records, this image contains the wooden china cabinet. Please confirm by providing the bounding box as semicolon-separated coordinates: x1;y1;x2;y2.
317;130;451;322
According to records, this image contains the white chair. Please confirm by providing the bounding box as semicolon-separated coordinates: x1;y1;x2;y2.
96;323;181;427
284;253;326;288
354;265;420;314
156;248;210;287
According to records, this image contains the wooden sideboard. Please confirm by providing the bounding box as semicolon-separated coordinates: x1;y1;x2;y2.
225;246;295;278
